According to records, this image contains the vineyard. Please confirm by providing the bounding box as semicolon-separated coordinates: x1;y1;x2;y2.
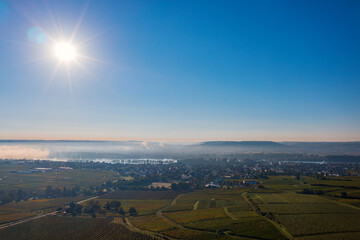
99;190;178;200
150;190;287;240
82;199;172;216
0;216;111;240
129;215;175;232
2;176;360;239
89;222;156;240
164;208;227;223
248;176;360;240
0;196;85;225
0;167;119;192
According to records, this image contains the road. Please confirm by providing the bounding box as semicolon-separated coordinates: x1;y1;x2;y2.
0;196;99;230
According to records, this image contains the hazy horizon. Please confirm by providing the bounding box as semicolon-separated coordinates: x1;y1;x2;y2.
0;0;359;141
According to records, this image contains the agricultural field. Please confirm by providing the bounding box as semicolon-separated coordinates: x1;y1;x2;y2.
259;203;359;214
183;216;287;240
228;210;258;219
250;192;331;204
277;214;360;237
0;196;85;225
337;198;360;208
261;176;305;191
162;193;199;212
99;190;178;200
0;165;119;191
158;189;287;240
164;208;228;223
2;175;360;239
82;199;172;216
129;215;175;232
296;232;360;240
89;220;154;240
121;188;288;239
163;189;247;212
128;215;227;239
248;191;360;239
0;216;112;240
0;216;155;240
159;228;219;240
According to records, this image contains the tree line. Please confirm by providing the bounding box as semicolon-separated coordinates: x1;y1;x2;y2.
58;200;137;218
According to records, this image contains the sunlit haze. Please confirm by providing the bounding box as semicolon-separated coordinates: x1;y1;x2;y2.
54;42;77;62
0;0;359;142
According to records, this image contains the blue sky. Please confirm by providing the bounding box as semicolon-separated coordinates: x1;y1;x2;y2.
0;0;359;141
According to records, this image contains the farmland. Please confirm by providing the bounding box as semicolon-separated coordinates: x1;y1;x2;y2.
0;216;112;240
0;196;85;225
128;189;288;240
81;199;172;216
4;181;360;239
0;216;155;240
0;165;119;192
247;179;360;239
1;160;360;239
99;190;178;200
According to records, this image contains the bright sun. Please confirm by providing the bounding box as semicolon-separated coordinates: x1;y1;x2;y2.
54;42;77;62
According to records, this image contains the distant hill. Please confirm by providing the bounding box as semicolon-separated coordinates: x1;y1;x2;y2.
282;142;360;154
199;141;287;147
194;141;290;152
194;141;360;154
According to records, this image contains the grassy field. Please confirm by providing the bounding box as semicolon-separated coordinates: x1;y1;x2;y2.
99;190;178;200
164;208;228;223
2;174;360;239
0;196;85;225
164;189;247;212
0;166;119;191
128;215;234;239
277;214;360;237
296;232;360;240
259;202;359;214
247;177;360;239
159;189;287;240
129;215;175;232
0;216;155;240
0;216;112;240
83;198;172;216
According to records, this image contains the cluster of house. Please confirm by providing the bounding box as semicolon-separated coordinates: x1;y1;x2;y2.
205;179;259;188
11;167;73;174
148;182;172;189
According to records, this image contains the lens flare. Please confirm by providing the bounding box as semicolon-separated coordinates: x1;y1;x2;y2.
54;42;77;62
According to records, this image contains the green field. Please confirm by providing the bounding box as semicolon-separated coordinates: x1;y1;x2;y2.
247;178;360;239
277;214;360;237
0;165;119;191
164;208;228;223
0;196;85;225
82;198;172;216
0;216;112;240
0;216;155;240
2;172;360;239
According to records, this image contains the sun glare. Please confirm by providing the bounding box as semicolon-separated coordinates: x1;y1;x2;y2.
54;42;77;62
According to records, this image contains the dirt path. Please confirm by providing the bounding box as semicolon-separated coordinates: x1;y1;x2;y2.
192;200;199;210
155;194;263;240
242;192;293;240
224;207;237;220
0;196;99;230
120;218;170;240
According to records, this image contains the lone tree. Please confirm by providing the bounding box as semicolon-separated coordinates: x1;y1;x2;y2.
105;201;111;211
118;207;125;215
129;207;137;216
111;200;121;212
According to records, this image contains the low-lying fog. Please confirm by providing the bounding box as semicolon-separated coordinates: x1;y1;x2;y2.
0;140;359;161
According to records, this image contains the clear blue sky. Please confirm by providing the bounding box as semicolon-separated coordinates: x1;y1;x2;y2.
0;0;359;141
